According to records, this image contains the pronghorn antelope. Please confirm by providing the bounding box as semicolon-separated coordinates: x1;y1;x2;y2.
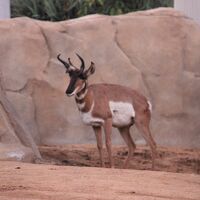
57;53;157;169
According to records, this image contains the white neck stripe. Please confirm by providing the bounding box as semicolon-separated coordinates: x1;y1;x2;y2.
77;102;86;110
76;88;88;100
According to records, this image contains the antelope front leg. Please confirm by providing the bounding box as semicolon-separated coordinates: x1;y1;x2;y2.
103;118;114;168
93;126;105;167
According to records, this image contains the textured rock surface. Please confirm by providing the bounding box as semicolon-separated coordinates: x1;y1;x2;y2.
0;8;200;161
0;78;41;161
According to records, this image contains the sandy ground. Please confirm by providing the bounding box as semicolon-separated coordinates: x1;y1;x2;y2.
0;145;200;200
0;160;199;200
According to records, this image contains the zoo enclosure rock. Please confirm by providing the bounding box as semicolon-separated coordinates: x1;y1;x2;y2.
0;8;200;161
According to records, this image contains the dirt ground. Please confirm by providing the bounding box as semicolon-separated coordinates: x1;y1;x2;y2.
39;144;200;174
0;160;200;200
0;145;200;200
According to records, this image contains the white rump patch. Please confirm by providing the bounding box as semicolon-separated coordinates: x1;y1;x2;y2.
109;101;135;127
147;101;152;112
80;101;104;126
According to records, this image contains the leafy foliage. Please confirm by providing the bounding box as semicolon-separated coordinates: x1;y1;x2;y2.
11;0;174;21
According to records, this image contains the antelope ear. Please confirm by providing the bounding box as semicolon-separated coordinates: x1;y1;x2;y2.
84;62;95;78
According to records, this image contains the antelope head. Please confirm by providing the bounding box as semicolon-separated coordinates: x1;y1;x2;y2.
57;53;95;97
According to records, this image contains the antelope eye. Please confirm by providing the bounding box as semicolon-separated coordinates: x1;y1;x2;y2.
79;74;86;80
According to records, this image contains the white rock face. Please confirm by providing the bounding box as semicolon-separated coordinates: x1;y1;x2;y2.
0;8;200;161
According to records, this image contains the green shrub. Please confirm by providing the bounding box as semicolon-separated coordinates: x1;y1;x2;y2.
11;0;174;21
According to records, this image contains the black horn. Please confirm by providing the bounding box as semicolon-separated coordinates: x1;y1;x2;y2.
57;54;70;69
68;57;78;70
76;53;85;74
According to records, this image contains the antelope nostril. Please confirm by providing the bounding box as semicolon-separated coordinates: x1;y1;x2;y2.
66;88;73;95
66;86;80;97
66;89;74;97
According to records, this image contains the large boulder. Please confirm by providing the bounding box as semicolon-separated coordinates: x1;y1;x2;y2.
0;8;200;161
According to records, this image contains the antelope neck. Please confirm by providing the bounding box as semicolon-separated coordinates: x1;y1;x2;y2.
75;81;92;112
75;81;87;100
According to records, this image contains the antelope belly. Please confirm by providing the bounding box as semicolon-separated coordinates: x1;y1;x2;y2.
109;101;135;127
80;102;104;126
81;112;104;126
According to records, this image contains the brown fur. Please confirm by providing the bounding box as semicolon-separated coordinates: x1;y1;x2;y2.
58;54;157;169
89;84;149;120
73;83;157;169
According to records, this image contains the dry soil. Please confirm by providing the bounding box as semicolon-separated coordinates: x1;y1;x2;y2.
0;145;200;200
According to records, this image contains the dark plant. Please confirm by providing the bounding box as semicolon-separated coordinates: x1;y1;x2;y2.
11;0;174;21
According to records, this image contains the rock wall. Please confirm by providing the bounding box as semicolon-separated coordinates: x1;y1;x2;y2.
0;8;200;161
